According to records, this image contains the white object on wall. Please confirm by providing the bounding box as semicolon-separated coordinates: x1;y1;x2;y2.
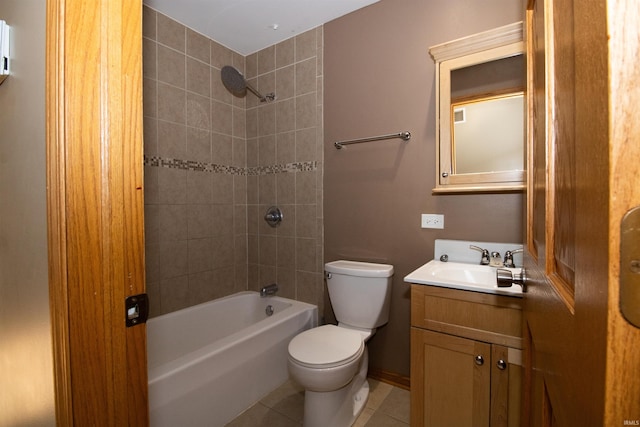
0;20;10;85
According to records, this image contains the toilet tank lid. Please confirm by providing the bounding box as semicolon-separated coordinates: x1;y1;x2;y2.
325;260;394;278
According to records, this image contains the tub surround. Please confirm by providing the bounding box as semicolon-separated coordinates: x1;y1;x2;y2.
143;6;325;317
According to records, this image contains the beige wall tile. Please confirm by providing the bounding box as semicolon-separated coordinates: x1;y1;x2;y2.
187;57;210;97
296;58;316;96
159;240;189;278
276;98;295;134
157;120;186;159
295;127;316;162
295;92;316;129
211;99;233;134
212;173;234;203
157;45;185;88
143;38;157;79
211;40;233;69
296;238;317;272
259;235;277;266
276;37;295;68
276;131;295;164
187;204;214;239
258;135;276;166
258;174;276;205
295;204;317;238
158;204;188;241
145;8;324;315
143;6;157;40
186;92;211;130
188;238;214;273
186;127;211;162
257;45;275;75
276;173;295;205
159;275;190;313
157;13;185;52
158;167;187;204
143;78;158;118
144;116;158;156
276;64;295;100
296;29;316;62
295;171;316;204
211;132;233;165
157;83;186;124
187;29;210;64
257;103;276;136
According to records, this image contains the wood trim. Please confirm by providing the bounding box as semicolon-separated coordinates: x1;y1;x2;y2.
46;0;146;424
367;367;410;391
429;21;523;62
605;0;640;423
46;0;73;424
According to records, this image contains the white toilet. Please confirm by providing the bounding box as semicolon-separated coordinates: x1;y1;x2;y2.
287;260;394;427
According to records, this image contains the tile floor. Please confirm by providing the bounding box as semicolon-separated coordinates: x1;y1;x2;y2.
225;379;410;427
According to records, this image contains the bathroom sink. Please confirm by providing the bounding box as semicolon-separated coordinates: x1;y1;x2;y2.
404;260;523;297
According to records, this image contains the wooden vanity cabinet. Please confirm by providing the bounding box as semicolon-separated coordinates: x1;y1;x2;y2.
410;284;523;427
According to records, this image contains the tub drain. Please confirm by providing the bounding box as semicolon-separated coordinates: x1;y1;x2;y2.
265;305;274;316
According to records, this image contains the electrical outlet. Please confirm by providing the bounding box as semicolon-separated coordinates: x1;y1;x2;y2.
421;214;444;229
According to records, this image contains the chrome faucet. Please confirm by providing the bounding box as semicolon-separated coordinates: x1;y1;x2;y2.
260;283;279;297
490;251;502;267
469;245;490;265
503;248;524;268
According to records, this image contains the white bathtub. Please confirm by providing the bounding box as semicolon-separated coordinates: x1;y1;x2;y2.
147;291;318;427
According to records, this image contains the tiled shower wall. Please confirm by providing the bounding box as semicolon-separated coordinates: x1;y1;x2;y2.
143;6;324;317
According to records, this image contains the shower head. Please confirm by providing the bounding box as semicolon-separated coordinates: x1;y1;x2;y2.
220;65;275;102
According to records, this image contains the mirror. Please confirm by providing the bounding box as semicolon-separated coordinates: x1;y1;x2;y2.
430;22;525;193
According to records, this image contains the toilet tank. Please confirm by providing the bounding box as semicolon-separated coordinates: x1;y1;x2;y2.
325;260;394;330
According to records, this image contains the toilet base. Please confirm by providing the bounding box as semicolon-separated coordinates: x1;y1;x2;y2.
302;349;369;427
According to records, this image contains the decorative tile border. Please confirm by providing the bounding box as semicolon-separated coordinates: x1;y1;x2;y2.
144;155;317;176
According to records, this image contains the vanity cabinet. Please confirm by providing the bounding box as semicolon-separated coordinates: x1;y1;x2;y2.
410;284;523;427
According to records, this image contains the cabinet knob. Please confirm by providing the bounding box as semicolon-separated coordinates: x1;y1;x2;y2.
496;359;507;370
474;355;484;366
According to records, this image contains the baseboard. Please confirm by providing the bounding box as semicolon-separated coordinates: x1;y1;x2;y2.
368;367;410;391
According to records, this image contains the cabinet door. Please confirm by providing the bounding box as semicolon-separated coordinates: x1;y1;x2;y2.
490;345;522;427
411;328;491;427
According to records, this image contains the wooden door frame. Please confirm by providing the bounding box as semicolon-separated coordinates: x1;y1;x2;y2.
46;0;147;424
605;0;640;423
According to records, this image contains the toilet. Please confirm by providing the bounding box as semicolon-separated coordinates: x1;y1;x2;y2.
287;260;394;427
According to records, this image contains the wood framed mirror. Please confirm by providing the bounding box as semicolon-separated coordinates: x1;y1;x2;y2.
430;22;525;193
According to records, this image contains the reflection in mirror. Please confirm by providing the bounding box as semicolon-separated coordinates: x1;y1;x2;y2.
452;93;524;174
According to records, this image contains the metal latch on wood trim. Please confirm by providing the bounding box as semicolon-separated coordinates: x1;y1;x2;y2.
620;206;640;329
125;294;149;327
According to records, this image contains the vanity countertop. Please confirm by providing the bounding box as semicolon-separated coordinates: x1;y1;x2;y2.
404;260;523;298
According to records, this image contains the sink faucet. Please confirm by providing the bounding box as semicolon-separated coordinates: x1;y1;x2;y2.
489;251;503;267
469;245;490;265
503;248;524;268
260;283;279;297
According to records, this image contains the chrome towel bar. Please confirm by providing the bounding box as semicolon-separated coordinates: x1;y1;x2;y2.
334;131;411;149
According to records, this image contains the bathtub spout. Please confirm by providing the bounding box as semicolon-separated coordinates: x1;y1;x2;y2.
260;283;279;297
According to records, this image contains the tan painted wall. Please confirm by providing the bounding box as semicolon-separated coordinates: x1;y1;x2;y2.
0;0;56;425
324;0;524;378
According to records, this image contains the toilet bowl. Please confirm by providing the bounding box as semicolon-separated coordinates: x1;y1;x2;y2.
288;325;366;392
287;260;393;427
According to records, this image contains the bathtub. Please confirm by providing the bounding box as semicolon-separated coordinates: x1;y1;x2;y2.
147;291;318;427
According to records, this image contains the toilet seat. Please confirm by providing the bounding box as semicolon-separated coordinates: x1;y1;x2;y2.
288;325;364;369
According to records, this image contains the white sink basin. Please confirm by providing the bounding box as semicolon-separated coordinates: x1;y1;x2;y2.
404;260;523;297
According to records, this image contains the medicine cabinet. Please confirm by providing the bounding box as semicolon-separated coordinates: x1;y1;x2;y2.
430;22;525;193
